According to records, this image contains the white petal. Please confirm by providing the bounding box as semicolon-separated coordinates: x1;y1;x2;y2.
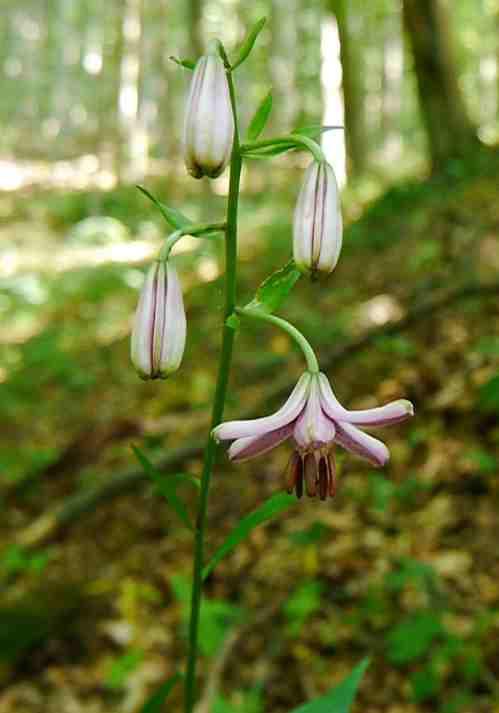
319;373;414;426
293;376;335;448
213;372;311;442
158;263;187;377
130;263;157;378
334;422;389;467
228;423;294;462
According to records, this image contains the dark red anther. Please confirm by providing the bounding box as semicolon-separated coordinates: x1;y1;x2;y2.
318;456;328;500
304;453;317;497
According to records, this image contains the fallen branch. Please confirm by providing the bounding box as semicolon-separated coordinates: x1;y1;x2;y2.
14;280;499;549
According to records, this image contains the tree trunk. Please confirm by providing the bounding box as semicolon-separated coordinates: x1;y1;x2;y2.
328;0;367;176
402;0;478;171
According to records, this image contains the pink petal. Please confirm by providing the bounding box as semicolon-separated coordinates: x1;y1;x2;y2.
228;422;294;462
213;373;311;442
334;421;389;467
293;377;335;448
318;373;414;427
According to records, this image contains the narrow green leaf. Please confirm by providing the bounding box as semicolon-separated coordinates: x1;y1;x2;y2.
169;55;195;70
243;142;296;159
231;18;266;70
139;672;182;713
245;261;302;315
136;185;192;229
132;446;194;531
292;124;344;140
202;492;296;580
247;91;273;140
290;658;370;713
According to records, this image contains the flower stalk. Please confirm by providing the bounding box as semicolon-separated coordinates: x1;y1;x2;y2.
183;51;242;713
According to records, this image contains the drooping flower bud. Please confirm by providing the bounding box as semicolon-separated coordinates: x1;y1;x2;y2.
293;160;342;277
183;46;234;179
131;261;186;380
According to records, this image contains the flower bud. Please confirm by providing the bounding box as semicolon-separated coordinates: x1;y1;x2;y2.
183;48;234;179
131;261;186;380
293;160;342;277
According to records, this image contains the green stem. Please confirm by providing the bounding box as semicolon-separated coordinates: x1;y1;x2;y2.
241;134;325;162
238;307;320;373
183;52;242;713
159;222;227;260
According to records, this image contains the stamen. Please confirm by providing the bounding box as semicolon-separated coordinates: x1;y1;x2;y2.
285;452;301;495
304;453;317;496
328;454;337;498
318;456;328;500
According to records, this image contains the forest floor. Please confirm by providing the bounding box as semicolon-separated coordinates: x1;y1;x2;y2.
1;150;499;713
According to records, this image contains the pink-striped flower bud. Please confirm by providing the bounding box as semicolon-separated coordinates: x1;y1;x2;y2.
131;261;186;380
183;48;234;179
293;160;343;277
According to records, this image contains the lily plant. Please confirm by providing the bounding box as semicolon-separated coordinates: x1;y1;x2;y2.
130;18;414;713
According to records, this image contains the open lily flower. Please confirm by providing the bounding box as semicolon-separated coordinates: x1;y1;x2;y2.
213;372;413;500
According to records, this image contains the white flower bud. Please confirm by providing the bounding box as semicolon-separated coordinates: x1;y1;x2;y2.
183;49;234;179
293;160;342;277
131;261;186;380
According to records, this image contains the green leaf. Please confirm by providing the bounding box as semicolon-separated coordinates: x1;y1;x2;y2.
292;124;344;140
169;55;195;70
231;18;266;70
245;261;301;315
290;658;370;713
139;673;182;713
136;185;192;229
202;492;296;579
132;446;194;531
387;612;443;664
243;142;296;159
247;91;273;140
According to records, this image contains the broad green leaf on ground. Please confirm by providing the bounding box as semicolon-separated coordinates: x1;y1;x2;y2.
247;91;273;140
290;658;370;713
387;612;443;664
245;261;301;315
478;375;499;413
231;18;266;70
202;492;296;580
139;672;182;713
132;445;194;531
105;649;144;689
284;580;324;637
136;185;192;229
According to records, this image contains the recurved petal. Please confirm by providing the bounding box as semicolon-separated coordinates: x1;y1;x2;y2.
157;263;186;377
318;373;414;427
228;422;294;462
334;421;390;467
213;372;311;442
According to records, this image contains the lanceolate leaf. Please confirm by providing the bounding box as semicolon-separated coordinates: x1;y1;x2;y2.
245;261;302;315
169;55;195;70
137;185;193;229
290;659;370;713
139;672;182;713
247;91;273;140
202;492;296;580
231;17;266;70
132;446;194;531
292;124;344;140
243;142;296;159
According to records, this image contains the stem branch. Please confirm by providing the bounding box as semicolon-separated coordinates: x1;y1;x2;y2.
238;307;319;373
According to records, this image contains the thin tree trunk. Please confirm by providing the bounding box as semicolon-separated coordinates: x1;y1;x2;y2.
328;0;367;176
402;0;478;171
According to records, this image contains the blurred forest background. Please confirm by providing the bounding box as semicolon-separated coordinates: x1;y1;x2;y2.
1;0;499;712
